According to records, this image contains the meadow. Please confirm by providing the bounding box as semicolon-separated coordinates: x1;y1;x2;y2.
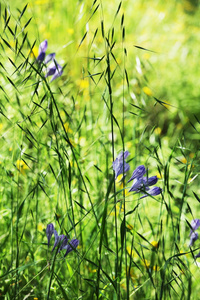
1;0;200;299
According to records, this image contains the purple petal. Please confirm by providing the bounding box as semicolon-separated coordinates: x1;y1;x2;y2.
189;232;198;247
195;251;200;259
59;236;69;252
36;40;48;62
127;165;146;183
52;230;65;252
112;151;130;179
45;61;63;81
44;53;56;64
143;176;158;187
46;223;54;247
39;40;48;53
37;52;46;62
129;178;143;192
140;186;162;199
63;239;79;257
51;67;63;82
190;219;200;235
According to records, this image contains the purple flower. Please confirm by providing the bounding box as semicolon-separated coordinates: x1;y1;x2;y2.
190;219;200;235
195;251;200;259
52;230;65;252
37;40;48;62
112;151;130;179
129;176;158;192
189;232;198;247
143;176;158;187
127;165;146;183
62;239;79;257
46;223;54;247
44;53;56;64
140;186;162;199
45;60;63;82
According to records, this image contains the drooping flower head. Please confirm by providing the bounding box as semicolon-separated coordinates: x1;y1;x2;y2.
63;239;79;257
44;53;56;64
52;230;65;252
112;151;130;179
129;175;158;192
189;232;198;247
190;219;200;235
45;60;63;82
46;223;54;247
140;186;162;199
37;40;48;62
127;165;146;183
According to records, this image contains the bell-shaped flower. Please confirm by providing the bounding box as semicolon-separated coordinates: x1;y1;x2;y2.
45;60;63;82
112;151;130;179
127;165;146;183
62;239;79;257
46;223;54;247
140;186;162;199
190;219;200;235
129;175;158;192
189;232;198;247
143;176;158;187
44;53;56;64
195;251;200;259
52;230;65;252
37;40;48;62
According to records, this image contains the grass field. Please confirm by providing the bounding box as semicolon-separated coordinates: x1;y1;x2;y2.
1;0;200;299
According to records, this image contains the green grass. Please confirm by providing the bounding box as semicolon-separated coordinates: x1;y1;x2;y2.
0;0;200;299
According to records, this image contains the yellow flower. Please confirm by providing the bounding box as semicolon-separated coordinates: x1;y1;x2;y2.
181;157;187;164
77;79;89;90
126;246;137;258
67;28;74;35
0;123;3;131
64;122;73;134
29;46;38;58
142;259;159;271
127;224;133;230
154;127;162;135
156;172;162;179
189;153;195;159
151;241;159;248
37;223;45;231
16;160;29;174
143;86;153;96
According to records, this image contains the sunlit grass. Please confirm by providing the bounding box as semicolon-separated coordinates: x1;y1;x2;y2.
0;0;200;299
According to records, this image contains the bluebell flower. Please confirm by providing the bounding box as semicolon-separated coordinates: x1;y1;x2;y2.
189;232;198;247
52;230;65;252
143;176;158;187
129;176;158;192
44;53;56;64
112;151;130;179
37;40;48;62
195;251;200;259
45;60;63;82
127;165;146;183
45;225;79;257
46;223;54;247
62;239;79;257
140;186;162;199
190;219;200;235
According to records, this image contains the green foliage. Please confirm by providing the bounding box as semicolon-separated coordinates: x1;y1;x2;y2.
0;0;200;299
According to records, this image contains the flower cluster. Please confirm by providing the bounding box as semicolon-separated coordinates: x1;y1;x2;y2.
112;151;162;199
46;223;79;257
36;40;63;82
189;219;200;258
